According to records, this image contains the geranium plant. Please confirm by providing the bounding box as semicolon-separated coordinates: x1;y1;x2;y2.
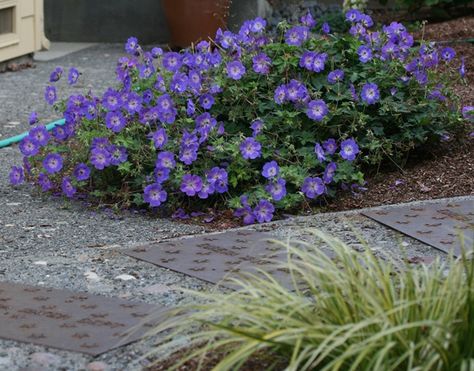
9;10;466;224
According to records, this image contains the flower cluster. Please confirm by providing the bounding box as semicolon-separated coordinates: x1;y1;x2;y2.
10;11;466;224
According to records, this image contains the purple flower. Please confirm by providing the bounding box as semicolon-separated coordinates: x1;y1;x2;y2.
68;67;80;85
49;67;63;82
462;106;474;121
61;177;76;198
234;204;255;225
91;137;110;151
274;85;287;105
152;128;168;149
346;9;361;23
144;183;167;207
154;167;170;183
440;47;455;62
266;178;286;201
206;167;228;193
105;111;126;133
361;82;380;105
180;174;203;196
251;119;264;136
109;146;128;165
90;148;111;170
314;143;326;162
156;151;176;169
125;37;139;54
198;182;215;199
253;199;275;223
460;57;466;78
300;51;315;70
125;92;143;114
322;22;330;34
43;153;63;174
285;26;308;46
9;166;24;185
327;69;344;84
29;125;50;147
73;163;90;181
52;125;68;141
323;138;338;155
44;86;57;105
199;94;215;110
250;17;266;33
252;53;271;74
307;100;329;121
156;94;174;113
179;145;198;165
240;137;262;160
286;79;308;102
170;72;188;93
340;138;360;161
323;162;337;184
38;173;53;192
311;53;327;72
301;11;316;28
162;52;182;72
151;47;163;58
262;161;279;179
29;111;38;125
357;45;373;63
301;177;325;199
186;99;195;116
102;89;122;111
360;14;374;28
226;60;246;80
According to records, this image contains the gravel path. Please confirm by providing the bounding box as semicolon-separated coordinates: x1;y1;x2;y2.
1;44;472;370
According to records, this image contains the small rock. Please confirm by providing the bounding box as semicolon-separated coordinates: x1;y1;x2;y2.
87;361;109;371
85;271;101;281
142;283;171;295
114;274;137;281
30;352;61;367
33;261;48;266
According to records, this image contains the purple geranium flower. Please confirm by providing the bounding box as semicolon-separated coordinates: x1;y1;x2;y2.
90;148;111;170
43;153;63;174
357;45;373;63
29;125;50;147
125;36;139;54
252;53;271;74
460;57;466;78
327;69;344;84
314;143;326;162
226;60;246;80
180;174;203;196
346;9;361;23
300;51;315;70
73;163;90;181
440;47;455;62
265;178;286;201
19;136;39;157
253;199;275;223
234;200;256;225
306;100;328;121
322;22;330;34
68;67;80;85
52;125;68;141
162;52;182;72
301;177;325;199
285;26;308;46
323;138;338;154
301;11;316;27
109;145;128;165
179;145;198;165
323;162;337;184
198;182;215;199
240;137;262;160
38;173;53;192
361;82;380;105
199;94;215;110
102;89;122;111
105;111;126;133
156;151;176;169
262;161;279;179
154;167;170;183
125;92;143;114
9;166;24;186
61;177;76;198
29;111;38;125
286;79;308;101
170;72;188;93
44;86;57;105
251;119;264;136
144;183;167;207
340;138;360;161
274;85;287;105
186;99;195;116
206;167;228;193
152;128;168;149
311;53;327;72
49;67;63;82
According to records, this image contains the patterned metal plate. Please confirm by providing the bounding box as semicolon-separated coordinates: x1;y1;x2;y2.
0;281;162;355
123;230;320;289
362;200;474;256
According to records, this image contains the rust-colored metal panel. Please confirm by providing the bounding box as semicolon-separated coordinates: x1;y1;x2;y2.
123;230;302;289
362;200;474;256
0;282;162;355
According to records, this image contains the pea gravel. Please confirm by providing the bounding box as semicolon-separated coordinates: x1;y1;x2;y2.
1;44;471;370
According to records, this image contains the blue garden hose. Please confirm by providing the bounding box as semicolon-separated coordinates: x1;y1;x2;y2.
0;118;66;148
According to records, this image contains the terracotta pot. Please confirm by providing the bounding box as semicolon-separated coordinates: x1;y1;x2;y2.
161;0;230;48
